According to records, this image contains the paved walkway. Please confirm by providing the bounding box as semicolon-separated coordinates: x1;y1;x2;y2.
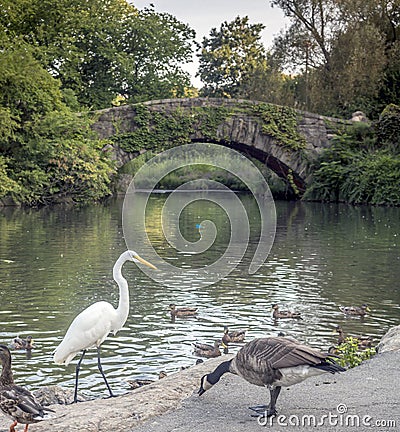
131;351;400;432
0;351;398;432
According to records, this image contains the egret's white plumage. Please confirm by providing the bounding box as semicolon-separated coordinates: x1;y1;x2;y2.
53;250;156;401
53;301;121;365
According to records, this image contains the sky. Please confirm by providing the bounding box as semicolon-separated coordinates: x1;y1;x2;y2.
132;0;289;87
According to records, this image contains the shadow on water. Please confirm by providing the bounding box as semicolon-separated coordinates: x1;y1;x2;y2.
0;196;399;398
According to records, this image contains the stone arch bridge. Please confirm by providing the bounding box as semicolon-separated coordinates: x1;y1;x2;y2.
92;98;352;194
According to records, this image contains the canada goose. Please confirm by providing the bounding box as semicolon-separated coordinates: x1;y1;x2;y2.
339;304;370;316
169;304;198;317
271;304;302;319
0;345;54;432
193;341;222;358
222;326;246;344
9;336;35;351
198;336;346;417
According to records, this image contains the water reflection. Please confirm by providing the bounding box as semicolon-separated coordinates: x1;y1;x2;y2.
0;197;399;399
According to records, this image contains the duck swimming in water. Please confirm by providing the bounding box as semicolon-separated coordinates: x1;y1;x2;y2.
9;336;35;351
339;304;370;316
222;326;246;344
169;304;198;318
193;341;222;358
271;304;302;320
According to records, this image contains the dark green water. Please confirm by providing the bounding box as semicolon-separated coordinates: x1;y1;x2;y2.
0;196;399;398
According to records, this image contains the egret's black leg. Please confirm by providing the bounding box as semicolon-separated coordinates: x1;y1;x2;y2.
97;347;115;398
73;349;86;403
249;386;281;417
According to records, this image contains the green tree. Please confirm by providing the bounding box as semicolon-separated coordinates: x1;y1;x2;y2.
308;23;387;115
0;40;113;205
270;0;400;116
197;16;269;97
118;7;195;103
0;0;196;109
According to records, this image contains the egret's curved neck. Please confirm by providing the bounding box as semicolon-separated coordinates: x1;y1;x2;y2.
113;255;130;331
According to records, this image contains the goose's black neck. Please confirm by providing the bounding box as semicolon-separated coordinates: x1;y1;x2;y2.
208;360;232;385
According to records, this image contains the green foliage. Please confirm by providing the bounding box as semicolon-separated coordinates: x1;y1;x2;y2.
111;104;194;153
198;16;268;98
335;337;376;369
269;0;400;117
251;103;306;150
0;156;21;199
377;103;400;149
110;102;306;160
0;42;64;123
7;111;114;205
119;145;294;199
305;120;400;205
0;0;195;110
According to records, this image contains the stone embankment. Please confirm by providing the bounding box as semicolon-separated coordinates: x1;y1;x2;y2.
0;326;399;432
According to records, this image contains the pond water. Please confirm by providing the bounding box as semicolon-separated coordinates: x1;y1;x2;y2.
0;195;399;399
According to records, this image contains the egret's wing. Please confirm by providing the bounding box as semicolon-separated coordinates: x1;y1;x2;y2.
53;301;115;365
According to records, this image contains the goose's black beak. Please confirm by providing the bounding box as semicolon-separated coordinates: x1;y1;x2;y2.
198;387;205;396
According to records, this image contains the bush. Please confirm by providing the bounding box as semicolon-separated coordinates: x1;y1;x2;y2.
305;123;400;206
377;103;400;151
335;337;376;369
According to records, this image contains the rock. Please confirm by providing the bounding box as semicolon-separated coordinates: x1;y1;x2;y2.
0;356;231;432
376;325;400;353
351;111;369;123
114;173;133;195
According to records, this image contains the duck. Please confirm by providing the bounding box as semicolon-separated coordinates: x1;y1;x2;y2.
271;304;302;320
328;346;340;355
334;326;346;345
198;336;346;417
339;304;370;316
334;326;373;348
169;304;198;318
276;331;300;343
222;326;246;344
9;336;35;351
0;345;53;432
127;371;167;390
193;341;222;358
127;378;154;390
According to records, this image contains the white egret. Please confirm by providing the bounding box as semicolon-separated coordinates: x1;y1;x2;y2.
53;250;156;402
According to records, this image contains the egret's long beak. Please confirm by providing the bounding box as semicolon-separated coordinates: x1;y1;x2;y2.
136;255;157;270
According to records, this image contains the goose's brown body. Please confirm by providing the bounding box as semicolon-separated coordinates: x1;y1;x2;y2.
199;337;345;417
